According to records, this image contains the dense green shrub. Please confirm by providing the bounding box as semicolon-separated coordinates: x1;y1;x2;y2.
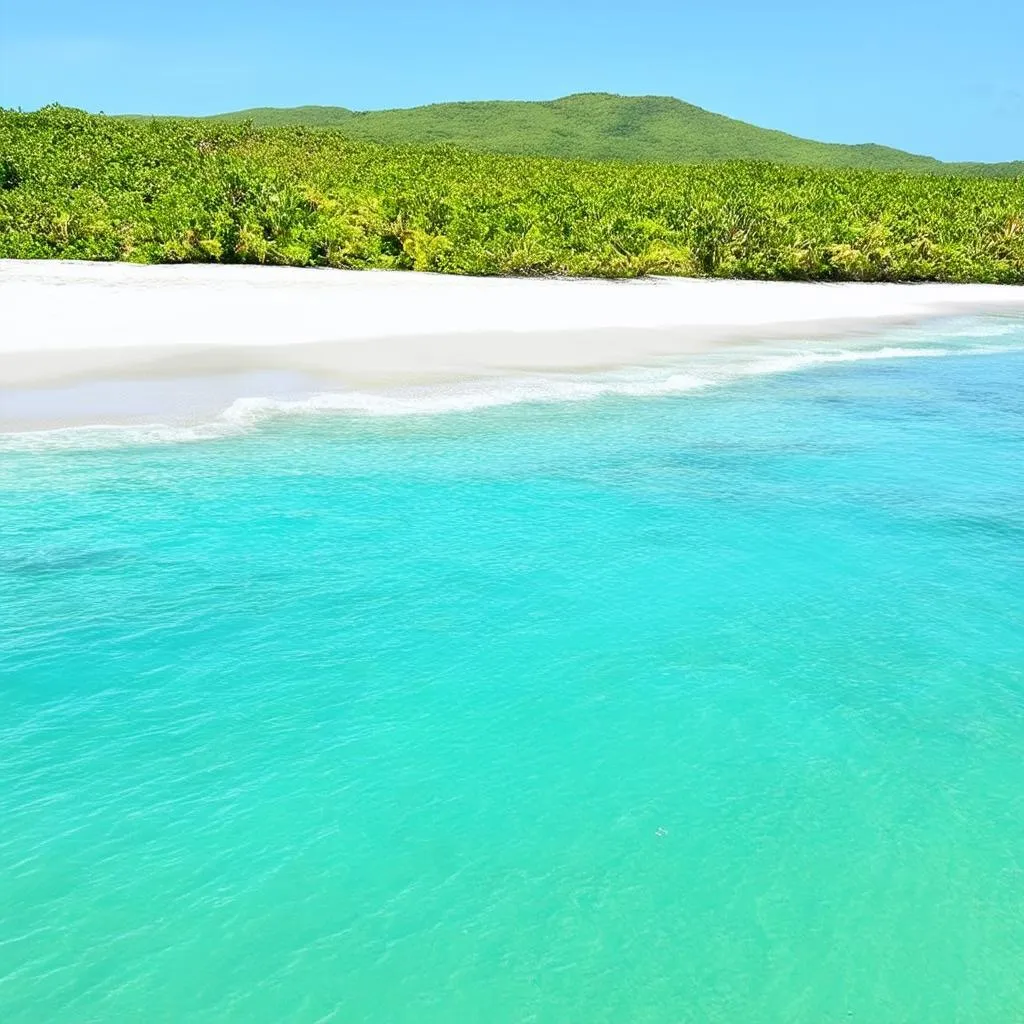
1;106;1022;282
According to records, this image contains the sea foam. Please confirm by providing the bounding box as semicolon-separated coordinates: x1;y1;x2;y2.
2;323;1021;452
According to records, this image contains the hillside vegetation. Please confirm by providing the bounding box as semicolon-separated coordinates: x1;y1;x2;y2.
212;93;1024;176
2;107;1022;282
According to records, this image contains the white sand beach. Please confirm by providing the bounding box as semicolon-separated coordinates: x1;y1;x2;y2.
3;259;1024;430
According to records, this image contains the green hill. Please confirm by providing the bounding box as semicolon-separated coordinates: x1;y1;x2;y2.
209;93;1022;175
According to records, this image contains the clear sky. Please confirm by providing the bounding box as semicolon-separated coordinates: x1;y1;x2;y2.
1;0;1021;162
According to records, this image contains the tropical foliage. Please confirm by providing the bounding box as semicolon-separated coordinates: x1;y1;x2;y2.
2;106;1022;282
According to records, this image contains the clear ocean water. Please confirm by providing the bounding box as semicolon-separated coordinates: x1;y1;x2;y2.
2;319;1023;1023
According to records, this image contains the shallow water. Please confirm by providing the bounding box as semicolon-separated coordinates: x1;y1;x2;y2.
2;320;1023;1022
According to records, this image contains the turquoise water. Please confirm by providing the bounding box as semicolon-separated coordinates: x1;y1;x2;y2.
2;321;1023;1023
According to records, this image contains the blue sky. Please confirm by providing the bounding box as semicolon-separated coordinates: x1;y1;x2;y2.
1;0;1021;162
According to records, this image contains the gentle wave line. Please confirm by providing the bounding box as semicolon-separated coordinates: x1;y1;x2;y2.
2;338;1020;452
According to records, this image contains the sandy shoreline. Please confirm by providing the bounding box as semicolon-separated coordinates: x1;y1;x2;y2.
4;259;1024;430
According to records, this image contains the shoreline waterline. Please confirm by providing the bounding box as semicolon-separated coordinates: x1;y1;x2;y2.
2;328;1021;445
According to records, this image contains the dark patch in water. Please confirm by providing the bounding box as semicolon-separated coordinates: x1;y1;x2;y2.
0;548;133;577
